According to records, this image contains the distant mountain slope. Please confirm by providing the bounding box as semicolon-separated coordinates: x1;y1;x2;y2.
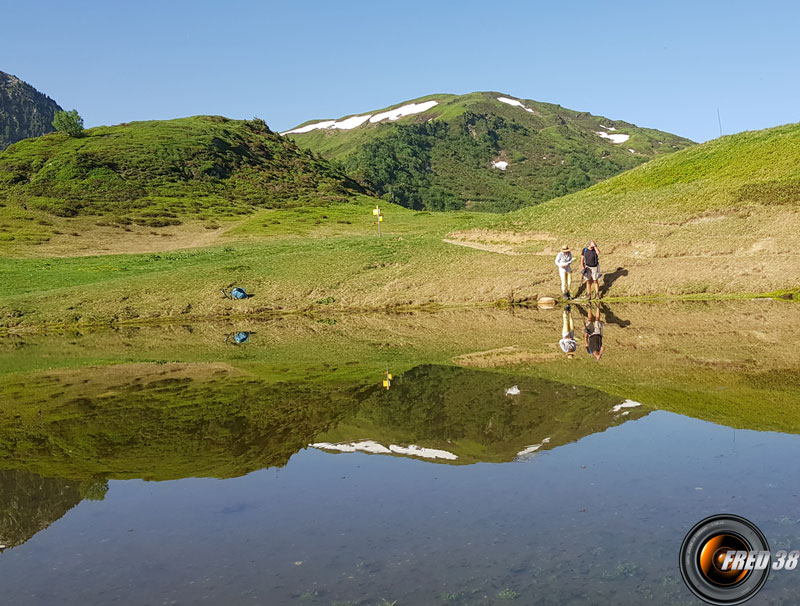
0;115;367;227
0;71;62;150
283;91;695;211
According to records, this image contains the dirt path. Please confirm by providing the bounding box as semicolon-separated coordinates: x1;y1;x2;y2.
442;238;518;255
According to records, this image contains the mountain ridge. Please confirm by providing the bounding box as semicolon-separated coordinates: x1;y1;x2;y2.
283;91;695;211
0;71;63;150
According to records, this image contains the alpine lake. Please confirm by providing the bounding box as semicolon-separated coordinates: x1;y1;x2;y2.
2;300;800;605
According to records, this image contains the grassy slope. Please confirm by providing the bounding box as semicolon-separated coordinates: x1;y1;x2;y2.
286;91;694;210
1;122;800;331
0;115;366;254
450;121;800;295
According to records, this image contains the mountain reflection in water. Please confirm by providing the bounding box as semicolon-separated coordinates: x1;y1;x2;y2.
0;364;644;549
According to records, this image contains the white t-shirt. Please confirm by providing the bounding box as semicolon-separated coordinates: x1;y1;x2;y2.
555;251;573;272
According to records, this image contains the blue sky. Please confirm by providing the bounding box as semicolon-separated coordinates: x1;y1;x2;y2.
5;0;799;142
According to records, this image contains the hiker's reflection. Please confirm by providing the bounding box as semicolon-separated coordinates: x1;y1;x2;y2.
581;304;605;361
559;304;577;360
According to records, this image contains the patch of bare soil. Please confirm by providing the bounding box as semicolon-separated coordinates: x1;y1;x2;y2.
33;221;238;258
453;346;560;367
448;229;556;244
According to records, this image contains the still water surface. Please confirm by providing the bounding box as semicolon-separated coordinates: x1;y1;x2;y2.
1;303;799;605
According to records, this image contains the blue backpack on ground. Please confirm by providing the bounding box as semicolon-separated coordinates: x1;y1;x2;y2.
221;287;248;300
225;331;251;345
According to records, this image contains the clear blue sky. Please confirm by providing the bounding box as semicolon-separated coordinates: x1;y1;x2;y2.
5;0;799;142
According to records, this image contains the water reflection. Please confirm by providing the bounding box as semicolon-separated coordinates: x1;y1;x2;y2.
311;365;645;464
2;302;800;604
558;304;577;359
580;303;606;360
0;469;91;552
2;411;800;605
0;364;646;550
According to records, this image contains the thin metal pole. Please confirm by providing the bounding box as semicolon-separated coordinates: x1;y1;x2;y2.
717;108;723;137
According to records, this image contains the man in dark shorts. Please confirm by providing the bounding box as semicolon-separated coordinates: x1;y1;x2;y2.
581;240;601;300
583;304;605;361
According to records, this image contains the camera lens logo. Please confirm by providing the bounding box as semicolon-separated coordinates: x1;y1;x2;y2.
679;514;770;605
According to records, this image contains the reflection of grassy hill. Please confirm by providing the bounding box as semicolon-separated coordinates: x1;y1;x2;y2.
0;359;641;480
2;300;799;484
285;91;693;212
2;301;797;434
314;365;643;464
0;362;362;481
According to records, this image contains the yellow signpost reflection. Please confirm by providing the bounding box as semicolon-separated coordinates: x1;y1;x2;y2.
382;363;393;389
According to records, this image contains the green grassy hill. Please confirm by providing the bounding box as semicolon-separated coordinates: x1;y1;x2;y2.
1;121;800;331
0;115;370;250
284;91;694;211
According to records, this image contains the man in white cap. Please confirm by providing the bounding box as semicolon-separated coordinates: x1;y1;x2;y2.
554;245;573;300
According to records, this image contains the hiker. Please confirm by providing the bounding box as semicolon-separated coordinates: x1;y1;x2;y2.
559;304;577;359
554;245;573;299
581;240;601;300
583;303;605;361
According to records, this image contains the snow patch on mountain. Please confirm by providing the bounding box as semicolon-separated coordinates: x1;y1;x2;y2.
497;96;535;113
595;131;630;144
332;114;372;130
282;100;439;135
283;120;337;135
369;100;439;123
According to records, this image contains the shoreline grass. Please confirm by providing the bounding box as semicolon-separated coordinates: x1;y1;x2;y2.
2;300;800;445
1;288;796;336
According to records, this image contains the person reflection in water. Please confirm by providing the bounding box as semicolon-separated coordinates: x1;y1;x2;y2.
583;303;605;361
559;304;577;359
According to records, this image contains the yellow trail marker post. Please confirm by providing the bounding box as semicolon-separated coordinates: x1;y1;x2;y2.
372;205;383;238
